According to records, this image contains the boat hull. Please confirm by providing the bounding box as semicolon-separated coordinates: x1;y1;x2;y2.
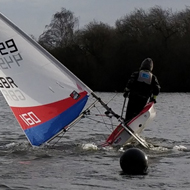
103;102;155;147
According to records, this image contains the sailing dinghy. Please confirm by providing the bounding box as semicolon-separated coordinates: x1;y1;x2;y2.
102;102;156;147
0;13;154;148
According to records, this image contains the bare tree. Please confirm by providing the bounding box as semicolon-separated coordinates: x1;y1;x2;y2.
39;8;79;49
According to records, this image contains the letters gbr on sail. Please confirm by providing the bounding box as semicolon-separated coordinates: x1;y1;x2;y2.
0;13;92;146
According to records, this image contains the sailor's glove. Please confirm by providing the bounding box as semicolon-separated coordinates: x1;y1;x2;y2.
149;95;157;103
123;87;130;98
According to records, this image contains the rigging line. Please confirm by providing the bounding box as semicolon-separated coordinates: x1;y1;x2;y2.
90;113;119;130
50;131;65;147
91;92;120;119
93;102;118;131
104;92;118;105
93;104;110;130
85;116;116;131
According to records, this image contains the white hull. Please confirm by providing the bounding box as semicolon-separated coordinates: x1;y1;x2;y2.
104;102;155;147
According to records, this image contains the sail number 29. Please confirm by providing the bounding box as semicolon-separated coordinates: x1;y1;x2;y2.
0;39;18;55
19;111;41;126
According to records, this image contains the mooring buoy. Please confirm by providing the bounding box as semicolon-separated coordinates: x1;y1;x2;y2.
120;148;148;175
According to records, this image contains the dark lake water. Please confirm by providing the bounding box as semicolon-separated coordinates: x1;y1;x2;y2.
0;92;189;190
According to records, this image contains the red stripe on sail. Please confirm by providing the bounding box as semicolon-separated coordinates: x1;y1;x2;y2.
11;91;87;130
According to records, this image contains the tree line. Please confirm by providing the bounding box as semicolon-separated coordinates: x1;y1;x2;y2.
38;6;190;92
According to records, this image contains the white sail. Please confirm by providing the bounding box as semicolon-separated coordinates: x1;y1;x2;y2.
0;13;92;146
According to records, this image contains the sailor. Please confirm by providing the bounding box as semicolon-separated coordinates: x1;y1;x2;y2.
123;58;160;121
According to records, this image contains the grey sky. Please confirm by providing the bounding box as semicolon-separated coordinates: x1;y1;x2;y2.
0;0;190;38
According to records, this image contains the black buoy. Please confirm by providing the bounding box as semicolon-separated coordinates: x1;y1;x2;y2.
120;148;148;175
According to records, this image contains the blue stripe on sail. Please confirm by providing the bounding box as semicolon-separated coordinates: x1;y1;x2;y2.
24;95;88;146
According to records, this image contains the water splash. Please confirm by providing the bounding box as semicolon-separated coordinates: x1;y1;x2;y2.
81;143;98;150
173;145;187;151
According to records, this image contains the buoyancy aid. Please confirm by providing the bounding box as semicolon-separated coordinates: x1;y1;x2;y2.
137;70;152;85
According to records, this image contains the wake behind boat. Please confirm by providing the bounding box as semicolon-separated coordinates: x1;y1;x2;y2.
0;12;155;148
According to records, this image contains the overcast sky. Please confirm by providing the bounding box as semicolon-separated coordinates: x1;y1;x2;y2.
0;0;190;38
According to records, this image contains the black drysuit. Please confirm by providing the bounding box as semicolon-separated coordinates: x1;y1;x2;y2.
124;70;160;121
